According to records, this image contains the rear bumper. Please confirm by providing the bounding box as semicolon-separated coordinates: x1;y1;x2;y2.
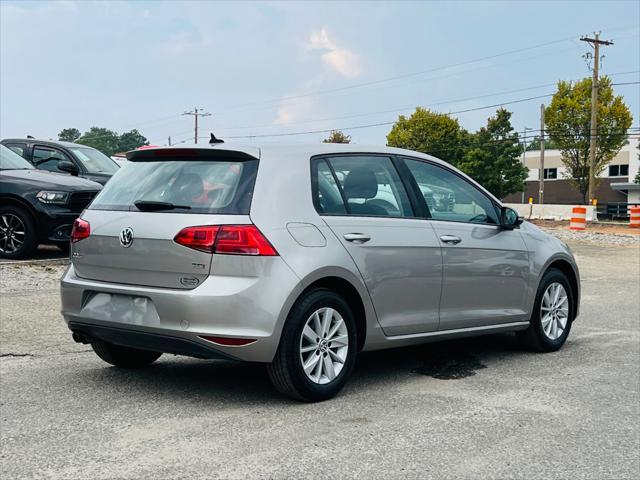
68;321;234;360
60;260;303;363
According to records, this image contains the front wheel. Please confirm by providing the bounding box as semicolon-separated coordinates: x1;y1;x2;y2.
267;289;358;402
0;206;37;260
518;268;574;352
91;341;162;368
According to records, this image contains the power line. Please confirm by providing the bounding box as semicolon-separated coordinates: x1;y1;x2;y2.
218;85;639;140
210;73;640;132
181;108;211;144
213;27;639;113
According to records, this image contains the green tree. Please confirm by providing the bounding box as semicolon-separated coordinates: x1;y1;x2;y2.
76;127;120;157
322;130;351;144
545;76;633;204
58;128;81;143
118;129;149;152
386;108;467;166
525;136;558;151
456;108;528;199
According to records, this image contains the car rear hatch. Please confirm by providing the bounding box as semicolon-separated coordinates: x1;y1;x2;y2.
70;146;261;289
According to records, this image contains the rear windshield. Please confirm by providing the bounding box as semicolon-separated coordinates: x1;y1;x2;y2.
89;159;258;214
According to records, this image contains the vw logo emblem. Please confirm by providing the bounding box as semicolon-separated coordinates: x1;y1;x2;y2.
119;227;134;248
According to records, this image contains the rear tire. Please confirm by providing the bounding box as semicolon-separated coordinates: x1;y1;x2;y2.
0;205;37;260
91;341;162;368
518;268;574;352
267;288;358;402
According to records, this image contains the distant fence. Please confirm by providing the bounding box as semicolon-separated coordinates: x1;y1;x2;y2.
597;202;640;220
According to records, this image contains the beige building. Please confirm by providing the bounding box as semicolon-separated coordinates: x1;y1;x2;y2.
503;138;640;208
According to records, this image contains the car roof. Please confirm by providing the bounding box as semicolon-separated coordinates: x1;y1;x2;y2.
127;142;436;162
125;142;501;204
1;138;90;149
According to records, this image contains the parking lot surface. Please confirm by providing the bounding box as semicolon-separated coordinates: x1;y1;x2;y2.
1;238;639;479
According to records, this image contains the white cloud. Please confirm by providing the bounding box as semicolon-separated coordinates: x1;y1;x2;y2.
308;27;362;79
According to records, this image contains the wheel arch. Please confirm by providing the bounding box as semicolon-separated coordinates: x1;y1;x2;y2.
543;258;580;320
0;194;38;222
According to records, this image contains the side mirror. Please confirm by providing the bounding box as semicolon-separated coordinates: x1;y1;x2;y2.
58;161;79;176
501;206;523;229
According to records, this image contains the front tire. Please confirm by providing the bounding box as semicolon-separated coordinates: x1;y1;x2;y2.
0;206;37;260
91;341;162;368
267;288;358;402
518;268;574;352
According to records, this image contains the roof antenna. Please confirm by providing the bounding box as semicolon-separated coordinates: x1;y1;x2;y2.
27;135;35;139
209;133;224;144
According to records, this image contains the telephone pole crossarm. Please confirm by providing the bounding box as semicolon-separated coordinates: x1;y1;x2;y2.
182;107;212;144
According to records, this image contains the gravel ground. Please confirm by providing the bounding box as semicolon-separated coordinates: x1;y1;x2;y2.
542;227;640;246
1;234;639;479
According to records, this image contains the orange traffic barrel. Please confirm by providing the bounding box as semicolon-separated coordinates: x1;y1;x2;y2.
569;206;587;230
630;206;640;228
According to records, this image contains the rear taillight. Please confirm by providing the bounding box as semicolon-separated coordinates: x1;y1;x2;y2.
71;218;90;243
173;225;277;256
173;225;220;253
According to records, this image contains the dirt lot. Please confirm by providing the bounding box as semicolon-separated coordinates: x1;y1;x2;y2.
531;219;640;236
0;235;639;479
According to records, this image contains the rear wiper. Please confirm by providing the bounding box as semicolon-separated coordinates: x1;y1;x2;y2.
134;200;191;211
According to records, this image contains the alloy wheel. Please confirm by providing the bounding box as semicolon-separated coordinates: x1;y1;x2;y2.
0;214;26;254
540;282;569;340
299;307;349;385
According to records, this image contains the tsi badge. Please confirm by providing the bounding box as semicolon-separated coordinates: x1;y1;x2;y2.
119;227;134;248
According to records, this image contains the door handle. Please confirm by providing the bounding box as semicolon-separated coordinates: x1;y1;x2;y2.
343;233;371;244
440;235;462;245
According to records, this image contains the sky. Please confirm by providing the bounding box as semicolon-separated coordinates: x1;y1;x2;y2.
1;0;638;147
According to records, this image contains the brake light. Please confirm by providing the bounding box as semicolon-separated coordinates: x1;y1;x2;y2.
71;218;90;243
215;225;277;256
174;225;219;253
173;225;277;256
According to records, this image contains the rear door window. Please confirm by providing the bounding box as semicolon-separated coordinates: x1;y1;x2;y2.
90;158;258;214
4;143;27;158
313;155;413;217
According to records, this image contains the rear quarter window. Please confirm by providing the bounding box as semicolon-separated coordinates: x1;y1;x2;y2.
90;158;258;214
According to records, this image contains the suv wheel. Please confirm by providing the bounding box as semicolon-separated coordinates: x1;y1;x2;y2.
91;341;162;368
518;268;574;352
0;206;37;260
267;288;357;402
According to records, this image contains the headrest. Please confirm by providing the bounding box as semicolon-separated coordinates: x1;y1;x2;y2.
343;168;378;199
173;173;204;198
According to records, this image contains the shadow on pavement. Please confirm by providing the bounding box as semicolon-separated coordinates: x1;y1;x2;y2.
76;333;526;405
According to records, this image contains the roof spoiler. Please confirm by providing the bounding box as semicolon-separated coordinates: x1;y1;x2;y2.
209;133;224;144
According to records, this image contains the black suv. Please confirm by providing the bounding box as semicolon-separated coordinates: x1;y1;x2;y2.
0;145;102;259
1;138;119;185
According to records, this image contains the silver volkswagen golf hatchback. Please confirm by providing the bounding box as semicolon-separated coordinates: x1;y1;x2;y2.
61;143;580;401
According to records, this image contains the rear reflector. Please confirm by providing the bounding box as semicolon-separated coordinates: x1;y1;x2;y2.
199;335;257;346
174;225;277;256
71;218;90;243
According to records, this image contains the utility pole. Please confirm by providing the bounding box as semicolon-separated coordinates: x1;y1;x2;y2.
539;104;545;205
580;32;613;204
182;107;211;144
521;126;532;203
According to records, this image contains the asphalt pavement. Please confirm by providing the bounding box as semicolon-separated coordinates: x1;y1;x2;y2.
0;241;638;479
